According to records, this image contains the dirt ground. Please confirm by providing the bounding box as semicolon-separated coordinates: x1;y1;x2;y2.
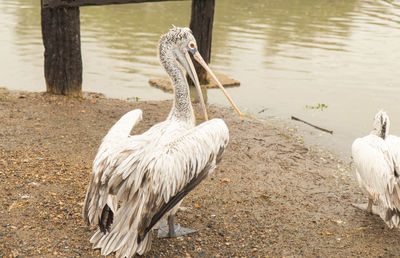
1;88;400;257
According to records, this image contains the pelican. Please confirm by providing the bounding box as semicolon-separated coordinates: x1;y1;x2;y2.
352;110;400;228
82;27;243;257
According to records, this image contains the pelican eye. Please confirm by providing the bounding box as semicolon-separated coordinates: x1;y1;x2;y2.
189;42;196;49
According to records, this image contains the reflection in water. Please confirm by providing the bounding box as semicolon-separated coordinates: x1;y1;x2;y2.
0;0;43;92
216;0;357;56
0;0;399;157
79;1;191;98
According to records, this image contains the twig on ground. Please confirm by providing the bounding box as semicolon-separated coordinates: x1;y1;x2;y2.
258;108;268;114
291;116;333;134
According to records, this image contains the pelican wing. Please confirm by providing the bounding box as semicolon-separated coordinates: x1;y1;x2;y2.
136;119;229;238
102;109;143;141
83;109;143;225
352;134;400;211
85;118;229;256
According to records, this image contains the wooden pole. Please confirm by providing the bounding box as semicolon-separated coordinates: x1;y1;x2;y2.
41;0;82;97
189;0;215;84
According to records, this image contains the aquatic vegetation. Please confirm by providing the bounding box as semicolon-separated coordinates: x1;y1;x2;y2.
305;103;328;111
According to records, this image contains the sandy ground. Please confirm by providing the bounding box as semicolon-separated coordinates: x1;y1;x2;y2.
1;88;400;257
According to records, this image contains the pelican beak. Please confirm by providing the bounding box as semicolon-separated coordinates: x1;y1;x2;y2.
175;48;209;120
184;52;209;121
192;51;243;118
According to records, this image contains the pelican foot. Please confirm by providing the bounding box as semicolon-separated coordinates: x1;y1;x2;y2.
157;219;197;238
352;203;378;215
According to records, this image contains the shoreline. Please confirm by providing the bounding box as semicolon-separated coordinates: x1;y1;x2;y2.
1;87;350;161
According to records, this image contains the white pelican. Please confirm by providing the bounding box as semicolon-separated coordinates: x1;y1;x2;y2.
82;27;243;257
352;110;400;228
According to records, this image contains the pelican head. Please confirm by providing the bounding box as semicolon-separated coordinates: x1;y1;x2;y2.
159;27;243;120
372;110;390;139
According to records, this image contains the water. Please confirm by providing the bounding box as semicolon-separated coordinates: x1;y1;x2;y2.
1;0;400;158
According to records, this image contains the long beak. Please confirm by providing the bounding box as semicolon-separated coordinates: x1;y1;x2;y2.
193;52;243;118
184;52;209;120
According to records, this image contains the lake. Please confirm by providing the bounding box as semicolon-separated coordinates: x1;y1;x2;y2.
1;0;399;158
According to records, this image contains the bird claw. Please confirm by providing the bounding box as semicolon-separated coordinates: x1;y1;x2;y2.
157;219;196;238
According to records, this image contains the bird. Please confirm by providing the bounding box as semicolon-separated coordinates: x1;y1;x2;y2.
82;26;243;257
352;110;400;228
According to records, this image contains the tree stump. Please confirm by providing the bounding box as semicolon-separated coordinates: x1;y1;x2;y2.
41;2;82;97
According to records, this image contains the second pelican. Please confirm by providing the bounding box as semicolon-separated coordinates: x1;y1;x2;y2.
352;110;400;228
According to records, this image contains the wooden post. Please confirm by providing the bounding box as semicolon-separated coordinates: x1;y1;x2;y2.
189;0;215;84
41;0;82;97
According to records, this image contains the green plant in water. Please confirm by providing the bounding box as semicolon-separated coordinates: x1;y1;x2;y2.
126;97;140;102
305;103;328;111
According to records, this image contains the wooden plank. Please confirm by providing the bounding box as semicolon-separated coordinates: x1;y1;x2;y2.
42;0;185;8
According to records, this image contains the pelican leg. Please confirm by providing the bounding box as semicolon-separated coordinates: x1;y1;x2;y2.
168;214;176;237
157;215;197;238
352;199;378;215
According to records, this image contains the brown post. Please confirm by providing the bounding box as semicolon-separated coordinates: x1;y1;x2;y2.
189;0;215;84
41;0;82;97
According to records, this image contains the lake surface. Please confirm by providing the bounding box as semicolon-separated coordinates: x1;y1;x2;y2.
1;0;400;158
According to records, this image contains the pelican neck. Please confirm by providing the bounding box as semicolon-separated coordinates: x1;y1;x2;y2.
167;62;195;124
